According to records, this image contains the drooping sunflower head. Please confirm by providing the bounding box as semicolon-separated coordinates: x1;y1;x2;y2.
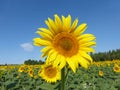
33;14;96;73
38;63;61;83
28;69;34;77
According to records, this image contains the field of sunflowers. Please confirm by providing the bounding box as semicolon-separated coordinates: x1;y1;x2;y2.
0;60;120;90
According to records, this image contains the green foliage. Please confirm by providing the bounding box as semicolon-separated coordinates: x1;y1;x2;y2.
91;49;120;61
24;59;44;65
0;68;59;90
1;64;120;90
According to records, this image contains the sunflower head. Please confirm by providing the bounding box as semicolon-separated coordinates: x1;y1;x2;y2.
113;64;120;73
28;69;34;77
18;65;26;73
33;14;96;73
99;70;104;76
38;63;61;83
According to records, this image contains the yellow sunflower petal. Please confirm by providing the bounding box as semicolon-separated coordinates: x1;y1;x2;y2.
54;14;62;26
67;57;76;73
77;34;95;40
73;55;79;69
73;23;87;36
66;15;71;28
45;20;55;34
47;18;58;33
36;31;53;40
41;53;48;58
62;15;71;31
80;42;96;47
77;56;90;68
59;56;66;69
40;46;52;57
46;51;58;63
79;47;95;52
38;28;54;37
78;51;93;62
79;37;96;44
41;46;52;53
72;55;79;69
62;15;66;23
70;18;78;32
33;38;51;46
53;54;61;67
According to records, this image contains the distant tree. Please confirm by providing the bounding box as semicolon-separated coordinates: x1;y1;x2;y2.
91;48;120;61
24;59;44;65
39;60;44;64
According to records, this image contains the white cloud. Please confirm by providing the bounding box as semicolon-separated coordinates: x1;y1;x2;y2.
20;43;34;52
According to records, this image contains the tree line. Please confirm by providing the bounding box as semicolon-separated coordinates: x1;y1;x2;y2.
24;59;44;65
91;49;120;61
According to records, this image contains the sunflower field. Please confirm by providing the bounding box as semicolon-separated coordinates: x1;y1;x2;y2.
1;15;120;90
0;60;120;90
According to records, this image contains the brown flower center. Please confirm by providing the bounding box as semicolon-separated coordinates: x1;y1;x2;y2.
44;65;57;78
53;32;79;57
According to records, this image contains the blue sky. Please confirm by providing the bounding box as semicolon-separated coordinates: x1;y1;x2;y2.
0;0;120;64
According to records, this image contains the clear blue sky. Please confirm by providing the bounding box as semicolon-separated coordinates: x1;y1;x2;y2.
0;0;120;64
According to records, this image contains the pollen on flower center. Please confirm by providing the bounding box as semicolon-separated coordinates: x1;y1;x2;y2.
53;32;79;57
115;67;119;70
59;37;72;51
44;65;57;78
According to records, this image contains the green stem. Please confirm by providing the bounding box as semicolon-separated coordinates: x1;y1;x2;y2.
65;68;69;79
61;67;65;90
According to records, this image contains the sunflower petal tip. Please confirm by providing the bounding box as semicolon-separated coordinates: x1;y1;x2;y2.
68;14;71;17
54;14;58;16
35;31;39;33
83;23;87;26
73;70;76;73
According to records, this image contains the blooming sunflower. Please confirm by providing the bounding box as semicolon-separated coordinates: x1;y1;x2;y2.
99;70;104;76
38;63;61;83
28;69;34;77
33;15;96;73
113;64;120;73
18;65;26;73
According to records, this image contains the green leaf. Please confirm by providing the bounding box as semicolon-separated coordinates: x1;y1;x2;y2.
39;83;55;90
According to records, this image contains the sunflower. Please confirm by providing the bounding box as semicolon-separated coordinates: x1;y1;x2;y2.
18;65;26;73
28;69;34;77
33;15;96;73
99;70;104;76
38;63;61;83
113;64;120;73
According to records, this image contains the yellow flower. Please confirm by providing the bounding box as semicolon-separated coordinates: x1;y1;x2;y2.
113;64;120;73
99;71;104;76
33;15;96;73
18;65;26;73
17;75;20;79
38;63;61;83
96;63;101;67
33;75;38;79
28;69;34;77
